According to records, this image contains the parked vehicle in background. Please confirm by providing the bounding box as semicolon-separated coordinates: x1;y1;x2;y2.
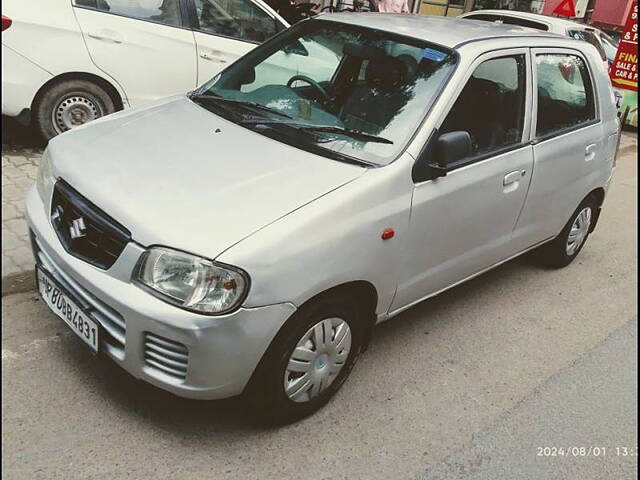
459;10;616;67
27;14;619;423
1;0;294;140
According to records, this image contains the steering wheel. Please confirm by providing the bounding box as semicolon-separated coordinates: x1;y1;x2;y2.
286;75;331;102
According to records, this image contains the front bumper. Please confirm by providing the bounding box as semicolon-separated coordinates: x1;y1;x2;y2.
25;185;296;400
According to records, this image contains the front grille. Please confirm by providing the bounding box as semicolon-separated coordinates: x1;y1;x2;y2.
31;230;126;359
144;333;189;380
51;180;131;269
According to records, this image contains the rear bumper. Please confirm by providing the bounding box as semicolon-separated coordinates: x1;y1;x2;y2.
1;44;52;117
25;185;296;400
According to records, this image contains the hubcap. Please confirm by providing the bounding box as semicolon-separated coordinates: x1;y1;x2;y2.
566;206;592;256
284;317;352;403
53;95;103;134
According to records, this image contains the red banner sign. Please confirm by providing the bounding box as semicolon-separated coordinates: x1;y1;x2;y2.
610;0;638;92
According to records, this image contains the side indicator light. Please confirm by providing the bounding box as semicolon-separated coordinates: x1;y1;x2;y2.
381;228;395;240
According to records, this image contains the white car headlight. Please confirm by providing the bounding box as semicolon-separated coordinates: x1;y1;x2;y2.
36;149;54;201
134;247;249;315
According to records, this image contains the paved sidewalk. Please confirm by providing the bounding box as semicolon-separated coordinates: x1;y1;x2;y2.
2;145;43;289
1;131;637;294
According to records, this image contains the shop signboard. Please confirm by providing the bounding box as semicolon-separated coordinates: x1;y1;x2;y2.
609;0;638;127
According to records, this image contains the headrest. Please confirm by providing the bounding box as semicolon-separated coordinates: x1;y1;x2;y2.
365;56;408;91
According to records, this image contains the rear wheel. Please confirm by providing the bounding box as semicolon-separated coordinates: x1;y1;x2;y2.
246;293;364;424
534;195;598;268
33;79;115;141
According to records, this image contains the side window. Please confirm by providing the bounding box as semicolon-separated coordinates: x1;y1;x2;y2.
194;0;279;43
535;53;596;138
74;0;182;27
440;55;526;157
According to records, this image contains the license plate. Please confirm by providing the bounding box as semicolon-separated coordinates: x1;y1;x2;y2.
37;267;99;353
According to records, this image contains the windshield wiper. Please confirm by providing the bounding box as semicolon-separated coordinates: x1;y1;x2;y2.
241;118;394;145
188;93;293;120
297;125;393;145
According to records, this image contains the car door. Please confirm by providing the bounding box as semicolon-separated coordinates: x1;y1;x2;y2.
390;49;535;312
189;0;284;86
72;0;197;107
511;48;605;252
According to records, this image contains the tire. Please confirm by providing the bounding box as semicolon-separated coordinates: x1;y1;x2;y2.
33;79;115;141
246;293;364;424
534;194;598;269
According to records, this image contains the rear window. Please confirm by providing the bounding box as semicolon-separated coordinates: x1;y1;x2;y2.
74;0;182;27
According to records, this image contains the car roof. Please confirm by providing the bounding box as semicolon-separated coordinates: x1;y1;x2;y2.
314;13;560;49
461;9;590;31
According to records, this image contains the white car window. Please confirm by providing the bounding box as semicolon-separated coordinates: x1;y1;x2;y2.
75;0;182;27
600;34;619;63
194;0;280;43
568;29;607;62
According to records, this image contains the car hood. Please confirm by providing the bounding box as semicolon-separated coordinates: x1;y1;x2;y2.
50;96;365;259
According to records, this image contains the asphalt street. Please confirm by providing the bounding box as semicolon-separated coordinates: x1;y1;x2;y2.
1;140;637;479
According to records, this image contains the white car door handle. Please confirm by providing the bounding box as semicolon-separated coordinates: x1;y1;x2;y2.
199;51;227;63
503;170;524;186
87;32;122;44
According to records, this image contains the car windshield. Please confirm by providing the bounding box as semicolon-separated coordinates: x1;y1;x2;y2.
193;20;457;166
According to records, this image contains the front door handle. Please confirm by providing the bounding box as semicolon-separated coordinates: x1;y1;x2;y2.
503;170;524;186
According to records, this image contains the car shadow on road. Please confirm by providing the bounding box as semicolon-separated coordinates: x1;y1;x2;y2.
51;251;540;438
1;115;47;151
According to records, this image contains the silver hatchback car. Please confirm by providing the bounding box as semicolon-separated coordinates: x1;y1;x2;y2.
27;14;619;423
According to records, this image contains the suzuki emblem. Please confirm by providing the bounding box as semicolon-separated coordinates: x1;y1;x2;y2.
69;217;87;239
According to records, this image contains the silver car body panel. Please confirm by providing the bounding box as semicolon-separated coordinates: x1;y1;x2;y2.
47;95;366;259
26;16;618;399
27;185;297;399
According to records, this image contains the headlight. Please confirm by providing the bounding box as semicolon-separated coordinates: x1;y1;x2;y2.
36;149;54;201
134;247;249;315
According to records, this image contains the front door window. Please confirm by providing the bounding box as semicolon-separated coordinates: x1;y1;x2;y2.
440;54;527;159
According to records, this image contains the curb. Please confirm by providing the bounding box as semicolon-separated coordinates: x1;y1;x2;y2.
2;269;36;296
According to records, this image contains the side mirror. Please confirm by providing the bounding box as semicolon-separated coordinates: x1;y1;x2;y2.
239;67;256;86
412;130;472;182
435;131;472;167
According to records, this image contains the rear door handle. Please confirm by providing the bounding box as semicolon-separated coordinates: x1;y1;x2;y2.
199;51;227;63
585;143;597;161
87;32;123;44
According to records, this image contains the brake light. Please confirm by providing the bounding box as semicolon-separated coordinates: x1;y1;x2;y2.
1;15;12;31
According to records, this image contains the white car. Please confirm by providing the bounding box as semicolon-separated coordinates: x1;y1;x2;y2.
1;0;338;140
459;10;617;68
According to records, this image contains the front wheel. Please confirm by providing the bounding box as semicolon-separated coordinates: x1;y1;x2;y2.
534;195;598;268
246;293;363;424
33;79;115;141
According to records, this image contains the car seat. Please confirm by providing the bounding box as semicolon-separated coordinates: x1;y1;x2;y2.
340;55;409;134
